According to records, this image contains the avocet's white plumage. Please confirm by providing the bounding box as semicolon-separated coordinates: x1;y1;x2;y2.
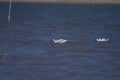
53;39;68;43
96;38;109;42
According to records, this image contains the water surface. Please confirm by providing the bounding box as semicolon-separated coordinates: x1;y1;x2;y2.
0;3;120;80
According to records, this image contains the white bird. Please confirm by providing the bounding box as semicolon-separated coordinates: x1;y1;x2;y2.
96;38;109;42
53;39;68;43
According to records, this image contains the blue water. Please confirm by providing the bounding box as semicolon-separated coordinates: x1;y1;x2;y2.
0;2;120;80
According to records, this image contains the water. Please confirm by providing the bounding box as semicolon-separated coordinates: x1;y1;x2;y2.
0;2;120;80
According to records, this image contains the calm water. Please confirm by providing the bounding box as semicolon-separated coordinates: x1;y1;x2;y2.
0;2;120;80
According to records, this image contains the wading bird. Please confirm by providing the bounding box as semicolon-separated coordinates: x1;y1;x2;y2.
96;38;109;42
53;39;68;43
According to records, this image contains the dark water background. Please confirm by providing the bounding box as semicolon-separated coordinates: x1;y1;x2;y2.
0;2;120;80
